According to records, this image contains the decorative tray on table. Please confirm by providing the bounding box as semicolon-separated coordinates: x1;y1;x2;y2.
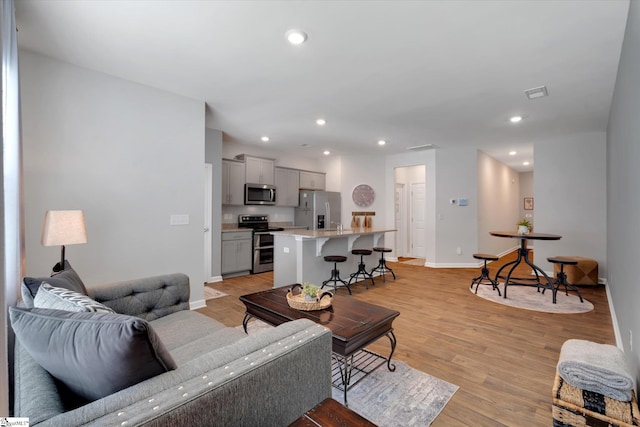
286;283;333;311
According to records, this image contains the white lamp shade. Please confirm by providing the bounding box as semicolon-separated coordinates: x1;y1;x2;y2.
41;210;88;246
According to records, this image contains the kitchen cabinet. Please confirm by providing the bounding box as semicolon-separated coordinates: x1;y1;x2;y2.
299;170;326;190
236;154;275;185
222;159;245;205
221;231;253;275
275;167;300;206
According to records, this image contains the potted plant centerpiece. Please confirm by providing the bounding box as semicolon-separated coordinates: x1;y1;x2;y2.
518;219;531;234
302;282;321;301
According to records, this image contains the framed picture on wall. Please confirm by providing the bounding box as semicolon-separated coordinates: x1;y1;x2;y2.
524;197;534;210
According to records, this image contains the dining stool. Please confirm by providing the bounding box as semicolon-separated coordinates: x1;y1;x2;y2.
470;253;501;295
348;249;375;289
370;247;395;281
547;257;584;303
321;255;351;294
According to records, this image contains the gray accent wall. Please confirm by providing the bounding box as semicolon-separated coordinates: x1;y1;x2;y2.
607;0;640;379
533;132;607;276
20;52;206;303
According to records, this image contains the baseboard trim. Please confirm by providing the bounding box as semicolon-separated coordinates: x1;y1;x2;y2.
425;262;481;268
189;299;206;310
605;283;623;350
206;275;223;283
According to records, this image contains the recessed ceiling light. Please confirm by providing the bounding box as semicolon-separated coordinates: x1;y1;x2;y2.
509;151;517;156
261;136;269;142
378;140;386;146
523;161;530;166
316;118;326;126
524;85;548;100
286;29;307;45
323;150;330;155
510;116;523;123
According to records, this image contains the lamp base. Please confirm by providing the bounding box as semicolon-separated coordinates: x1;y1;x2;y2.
51;260;70;274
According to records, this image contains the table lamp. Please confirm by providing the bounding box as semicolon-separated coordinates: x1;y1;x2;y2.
41;210;87;272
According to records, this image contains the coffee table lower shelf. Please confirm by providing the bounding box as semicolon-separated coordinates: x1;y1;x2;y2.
332;347;395;406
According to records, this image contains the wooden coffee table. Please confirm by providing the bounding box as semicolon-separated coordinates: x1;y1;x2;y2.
240;287;400;406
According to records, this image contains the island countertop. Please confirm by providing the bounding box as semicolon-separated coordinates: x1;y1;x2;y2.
272;227;396;239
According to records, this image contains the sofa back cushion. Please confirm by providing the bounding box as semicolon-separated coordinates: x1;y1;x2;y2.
34;283;115;313
9;307;177;404
22;263;87;308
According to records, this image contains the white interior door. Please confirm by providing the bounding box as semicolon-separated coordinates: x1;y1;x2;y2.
394;183;407;257
204;163;212;282
410;182;426;257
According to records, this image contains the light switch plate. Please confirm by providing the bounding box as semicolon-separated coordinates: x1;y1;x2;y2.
170;214;190;226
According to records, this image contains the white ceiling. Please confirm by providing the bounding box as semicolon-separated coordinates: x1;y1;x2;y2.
14;0;630;172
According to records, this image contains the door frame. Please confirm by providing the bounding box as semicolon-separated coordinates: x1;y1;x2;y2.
204;163;213;282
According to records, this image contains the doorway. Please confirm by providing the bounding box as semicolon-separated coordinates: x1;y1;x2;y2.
204;163;212;282
394;165;426;261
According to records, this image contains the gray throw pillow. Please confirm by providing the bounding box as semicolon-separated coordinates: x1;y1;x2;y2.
9;307;177;403
21;263;87;308
34;283;115;313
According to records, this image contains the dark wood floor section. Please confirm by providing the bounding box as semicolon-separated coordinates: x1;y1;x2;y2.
198;252;614;426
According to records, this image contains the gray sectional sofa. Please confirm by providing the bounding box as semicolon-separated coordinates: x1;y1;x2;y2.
11;272;332;426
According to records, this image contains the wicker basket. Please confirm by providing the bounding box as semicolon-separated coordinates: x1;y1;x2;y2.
286;284;333;311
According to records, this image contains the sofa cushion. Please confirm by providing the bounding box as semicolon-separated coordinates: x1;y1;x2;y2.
9;306;177;404
34;283;115;313
21;263;87;308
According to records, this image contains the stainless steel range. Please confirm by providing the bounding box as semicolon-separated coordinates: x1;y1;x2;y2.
238;215;284;274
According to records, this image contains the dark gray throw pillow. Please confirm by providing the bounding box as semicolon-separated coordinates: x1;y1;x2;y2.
9;306;177;403
21;262;87;308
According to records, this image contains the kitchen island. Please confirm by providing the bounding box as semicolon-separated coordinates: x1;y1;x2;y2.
272;228;396;289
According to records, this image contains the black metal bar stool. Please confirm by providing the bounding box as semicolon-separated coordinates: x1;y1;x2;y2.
321;255;351;294
348;249;375;289
471;253;501;295
547;257;584;302
370;247;395;281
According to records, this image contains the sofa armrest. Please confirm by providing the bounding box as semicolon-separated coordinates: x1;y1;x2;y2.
88;273;190;321
30;319;332;427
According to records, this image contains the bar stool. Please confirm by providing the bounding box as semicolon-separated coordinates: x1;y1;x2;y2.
547;257;584;303
370;247;395;281
348;249;375;289
321;255;351;295
471;253;501;295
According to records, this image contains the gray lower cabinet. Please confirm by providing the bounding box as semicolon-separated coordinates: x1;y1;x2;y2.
221;231;253;275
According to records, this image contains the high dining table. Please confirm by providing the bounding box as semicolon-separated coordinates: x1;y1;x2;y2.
489;231;562;303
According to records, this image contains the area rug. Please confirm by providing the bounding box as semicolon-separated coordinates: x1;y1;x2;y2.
331;360;458;426
472;283;593;313
242;320;457;426
204;286;228;300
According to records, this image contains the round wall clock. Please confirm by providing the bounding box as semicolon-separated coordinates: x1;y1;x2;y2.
352;184;375;207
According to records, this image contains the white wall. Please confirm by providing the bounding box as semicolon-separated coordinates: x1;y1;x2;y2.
339;155;386;230
20;52;206;303
519;171;534;227
607;0;640;376
477;151;521;257
534;132;607;276
433;147;479;265
205;129;223;279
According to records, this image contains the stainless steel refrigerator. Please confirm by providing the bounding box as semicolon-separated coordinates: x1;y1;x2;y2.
295;191;341;230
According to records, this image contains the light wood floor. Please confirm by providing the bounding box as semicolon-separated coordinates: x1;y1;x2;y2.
197;252;614;426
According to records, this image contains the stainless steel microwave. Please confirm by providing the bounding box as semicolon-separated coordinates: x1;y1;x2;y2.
245;183;276;205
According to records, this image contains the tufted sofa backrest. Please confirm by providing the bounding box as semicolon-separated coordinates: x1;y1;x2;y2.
88;273;190;321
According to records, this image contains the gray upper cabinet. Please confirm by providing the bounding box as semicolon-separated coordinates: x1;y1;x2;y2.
237;154;275;185
222;159;245;205
299;170;326;190
275;167;300;206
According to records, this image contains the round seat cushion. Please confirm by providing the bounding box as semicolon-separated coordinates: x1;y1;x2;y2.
324;255;347;263
547;256;579;266
372;247;392;253
352;249;372;256
473;253;499;261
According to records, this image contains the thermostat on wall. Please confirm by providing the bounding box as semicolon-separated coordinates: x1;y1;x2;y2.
458;198;468;206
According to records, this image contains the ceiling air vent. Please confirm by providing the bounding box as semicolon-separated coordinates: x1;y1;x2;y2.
524;86;548;100
406;144;438;151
